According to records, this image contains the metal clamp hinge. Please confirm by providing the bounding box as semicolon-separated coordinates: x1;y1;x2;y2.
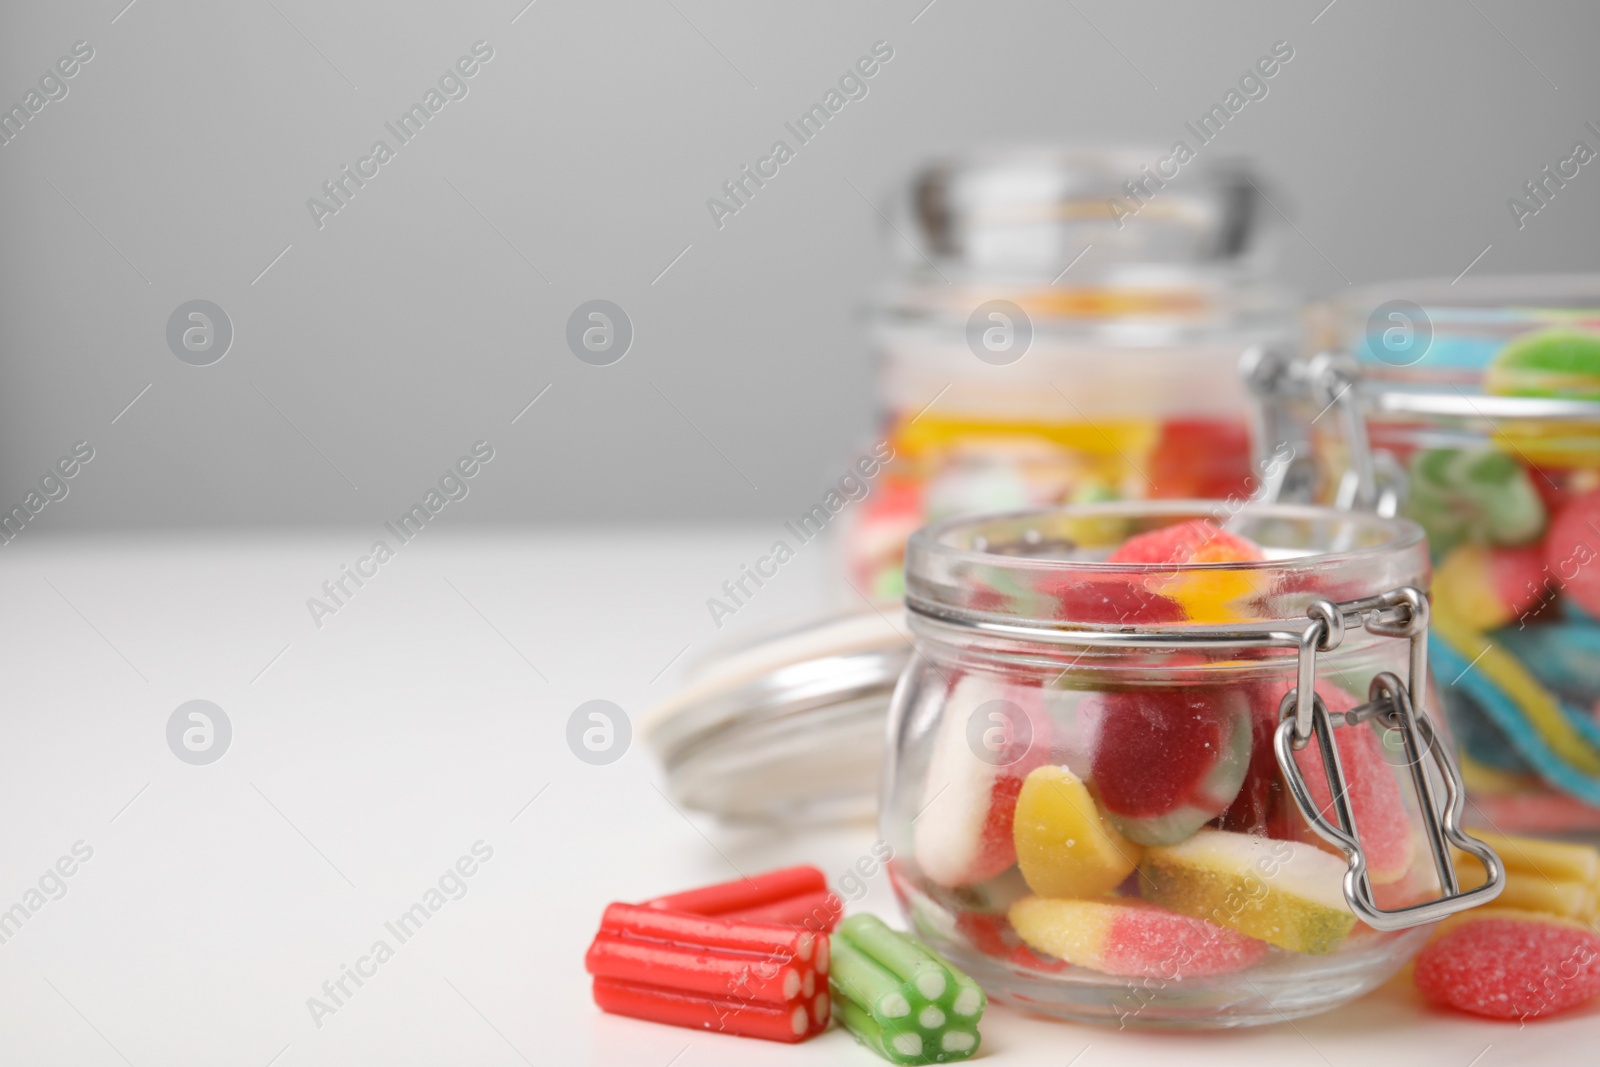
1274;588;1505;930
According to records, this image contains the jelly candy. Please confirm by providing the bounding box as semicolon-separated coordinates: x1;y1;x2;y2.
1284;687;1414;885
1104;518;1265;623
1542;487;1600;619
1405;447;1546;556
1140;829;1356;954
1084;686;1252;846
587;903;830;1042
1485;328;1600;401
1495;624;1600;708
1008;896;1269;978
913;676;1050;888
1432;543;1548;631
1414;908;1600;1020
830;914;984;1064
1012;765;1141;899
1104;518;1263;565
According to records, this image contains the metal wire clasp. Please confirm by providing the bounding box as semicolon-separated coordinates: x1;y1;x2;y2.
1275;588;1504;930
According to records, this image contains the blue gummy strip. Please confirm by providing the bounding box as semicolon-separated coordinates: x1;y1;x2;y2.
1430;630;1600;805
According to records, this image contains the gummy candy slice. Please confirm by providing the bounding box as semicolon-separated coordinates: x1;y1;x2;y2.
1084;686;1253;846
1433;543;1548;630
1414;907;1600;1019
1405;447;1546;556
1013;765;1142;898
1105;519;1266;623
1284;686;1414;885
830;914;984;1064
1485;328;1600;401
1008;896;1269;978
1543;487;1600;618
1140;829;1356;954
913;675;1050;888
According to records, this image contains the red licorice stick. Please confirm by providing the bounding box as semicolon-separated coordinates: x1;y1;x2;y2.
599;903;821;963
586;932;817;1005
727;889;844;932
592;977;830;1043
644;865;827;917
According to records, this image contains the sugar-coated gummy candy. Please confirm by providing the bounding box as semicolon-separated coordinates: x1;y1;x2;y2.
1283;686;1414;885
1414;908;1600;1020
1105;519;1265;623
1085;686;1252;846
830;914;984;1064
1405;448;1546;556
1485;328;1600;401
1140;829;1356;955
1013;765;1141;899
1008;896;1269;979
1432;543;1549;631
1543;488;1600;619
913;675;1050;888
646;864;843;931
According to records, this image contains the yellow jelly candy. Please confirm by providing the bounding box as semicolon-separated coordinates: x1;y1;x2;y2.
1013;766;1141;899
1140;829;1356;955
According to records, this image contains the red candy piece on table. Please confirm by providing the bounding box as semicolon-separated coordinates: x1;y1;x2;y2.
913;675;1052;888
1544;488;1600;618
587;897;830;1043
645;865;843;932
1414;909;1600;1020
1084;682;1253;846
1285;686;1414;884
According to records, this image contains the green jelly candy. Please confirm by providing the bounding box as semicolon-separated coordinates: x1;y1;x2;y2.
1486;328;1600;400
1405;447;1545;556
830;914;985;1064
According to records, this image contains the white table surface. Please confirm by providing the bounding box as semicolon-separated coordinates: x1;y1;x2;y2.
0;527;1594;1066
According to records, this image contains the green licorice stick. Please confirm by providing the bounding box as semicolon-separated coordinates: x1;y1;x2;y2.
840;915;951;1006
831;915;985;1064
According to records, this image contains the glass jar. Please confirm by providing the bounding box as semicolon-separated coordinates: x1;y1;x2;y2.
1253;275;1600;840
846;147;1296;602
883;502;1501;1028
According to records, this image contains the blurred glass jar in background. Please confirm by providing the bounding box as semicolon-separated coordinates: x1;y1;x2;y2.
1252;274;1600;841
884;502;1498;1027
847;147;1297;601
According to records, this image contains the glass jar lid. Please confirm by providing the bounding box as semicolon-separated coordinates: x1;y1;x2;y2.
641;609;913;824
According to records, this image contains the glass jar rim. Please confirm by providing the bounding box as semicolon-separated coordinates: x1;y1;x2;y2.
908;500;1425;579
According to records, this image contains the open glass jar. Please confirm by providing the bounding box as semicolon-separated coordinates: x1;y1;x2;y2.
883;502;1500;1028
1252;275;1600;839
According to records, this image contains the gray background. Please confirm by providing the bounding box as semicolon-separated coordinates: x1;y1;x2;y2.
2;0;1597;530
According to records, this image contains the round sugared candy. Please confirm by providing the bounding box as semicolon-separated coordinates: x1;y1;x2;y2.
1084;685;1252;846
1414;908;1600;1020
1543;488;1600;618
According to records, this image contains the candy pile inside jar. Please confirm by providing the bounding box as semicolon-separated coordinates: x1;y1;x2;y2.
888;506;1504;1028
1370;323;1600;836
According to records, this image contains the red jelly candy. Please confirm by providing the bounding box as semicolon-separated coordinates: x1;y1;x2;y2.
1104;519;1264;566
1544;488;1600;618
1415;910;1600;1020
1287;686;1414;884
1085;685;1252;846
